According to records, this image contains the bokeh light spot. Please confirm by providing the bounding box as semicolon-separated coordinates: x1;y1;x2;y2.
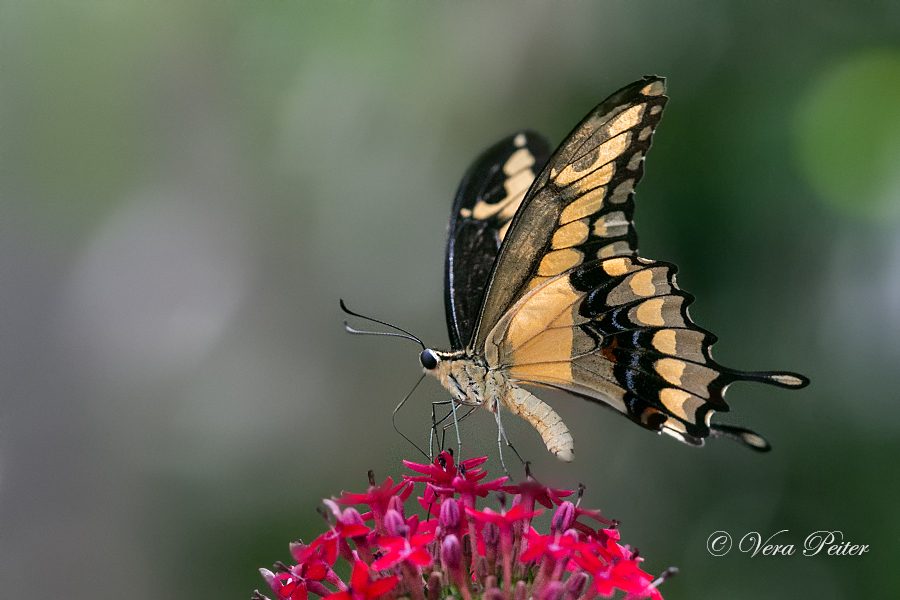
793;49;900;218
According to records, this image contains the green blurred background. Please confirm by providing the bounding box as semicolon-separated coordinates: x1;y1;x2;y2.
2;1;899;598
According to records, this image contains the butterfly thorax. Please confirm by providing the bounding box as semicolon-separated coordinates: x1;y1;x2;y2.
420;348;576;461
428;351;499;410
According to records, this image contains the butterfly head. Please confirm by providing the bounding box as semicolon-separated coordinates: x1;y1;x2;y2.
419;349;440;371
418;348;465;381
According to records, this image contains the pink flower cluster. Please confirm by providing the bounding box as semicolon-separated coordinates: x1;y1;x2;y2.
256;452;673;600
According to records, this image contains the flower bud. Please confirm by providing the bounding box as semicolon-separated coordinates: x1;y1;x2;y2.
259;569;280;595
388;495;405;518
441;534;463;570
563;572;589;600
288;542;306;562
427;571;442;600
484;588;505;600
552;501;575;534
513;580;528;600
384;509;408;538
440;500;460;530
483;522;500;547
539;581;564;600
341;507;365;527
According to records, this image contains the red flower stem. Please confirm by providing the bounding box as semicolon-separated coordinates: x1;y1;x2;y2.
452;570;474;600
325;569;347;590
550;556;567;582
517;499;536;558
463;534;475;585
531;554;556;591
460;500;477;576
400;562;426;600
577;587;598;600
486;538;497;574
500;528;514;599
510;526;523;579
372;509;386;536
338;539;354;563
352;537;376;565
307;581;332;597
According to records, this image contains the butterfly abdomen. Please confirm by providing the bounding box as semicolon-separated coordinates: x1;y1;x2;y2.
503;385;575;462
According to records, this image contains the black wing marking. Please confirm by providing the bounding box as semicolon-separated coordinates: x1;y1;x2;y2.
444;131;551;350
471;77;668;351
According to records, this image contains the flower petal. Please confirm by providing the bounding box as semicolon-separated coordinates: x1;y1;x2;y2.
349;560;370;590
365;575;399;598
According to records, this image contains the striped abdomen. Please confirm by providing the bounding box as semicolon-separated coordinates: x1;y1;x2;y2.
502;385;574;462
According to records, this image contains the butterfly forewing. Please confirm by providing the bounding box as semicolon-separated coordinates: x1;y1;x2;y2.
445;131;551;349
470;77;668;351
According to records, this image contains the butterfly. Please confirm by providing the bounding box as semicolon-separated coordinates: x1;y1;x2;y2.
385;76;809;463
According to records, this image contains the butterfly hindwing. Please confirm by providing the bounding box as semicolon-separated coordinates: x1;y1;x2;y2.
471;77;668;351
445;131;552;350
484;255;808;449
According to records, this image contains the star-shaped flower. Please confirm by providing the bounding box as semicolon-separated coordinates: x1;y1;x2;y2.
323;561;398;600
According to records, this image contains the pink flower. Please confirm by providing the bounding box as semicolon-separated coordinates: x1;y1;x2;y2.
372;532;435;570
502;468;573;511
323;561;398;600
260;557;333;600
254;459;673;600
403;451;486;487
519;528;581;563
298;500;372;566
465;502;542;534
406;452;507;512
336;473;412;536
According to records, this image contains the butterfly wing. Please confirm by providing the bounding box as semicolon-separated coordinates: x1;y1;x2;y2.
444;131;552;349
470;76;808;450
484;256;808;450
470;77;667;351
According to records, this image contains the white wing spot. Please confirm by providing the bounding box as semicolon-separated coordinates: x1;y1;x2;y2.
627;152;643;171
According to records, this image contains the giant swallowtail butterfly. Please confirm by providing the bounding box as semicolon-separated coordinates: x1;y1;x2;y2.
402;77;808;462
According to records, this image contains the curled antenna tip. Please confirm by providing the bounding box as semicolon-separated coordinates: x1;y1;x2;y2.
340;299;425;348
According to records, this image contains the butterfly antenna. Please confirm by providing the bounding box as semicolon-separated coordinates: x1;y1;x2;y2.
392;373;430;460
340;299;425;349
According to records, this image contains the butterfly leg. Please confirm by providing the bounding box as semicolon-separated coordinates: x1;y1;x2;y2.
430;399;479;459
430;400;453;458
440;406;478;453
392;374;430;460
491;397;525;476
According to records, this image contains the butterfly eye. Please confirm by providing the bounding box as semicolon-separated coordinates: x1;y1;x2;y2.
419;349;439;370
